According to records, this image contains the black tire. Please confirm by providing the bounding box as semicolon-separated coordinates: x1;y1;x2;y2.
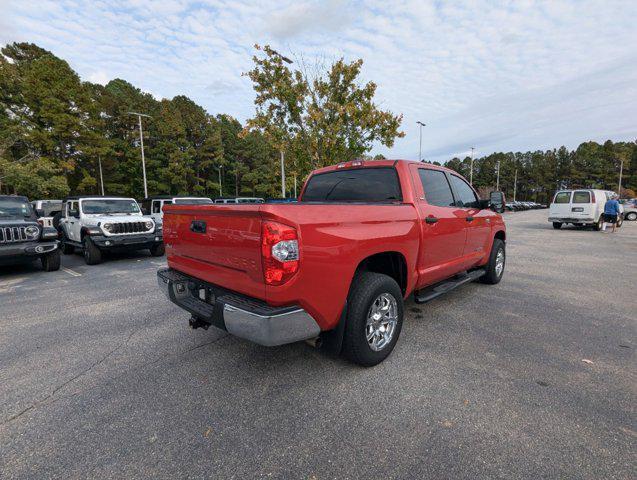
149;242;165;257
41;248;61;271
83;236;102;265
593;217;603;231
626;212;637;221
552;222;562;229
52;212;62;230
342;272;404;367
60;233;74;254
480;238;505;285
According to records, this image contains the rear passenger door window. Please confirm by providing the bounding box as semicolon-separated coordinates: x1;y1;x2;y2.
448;175;479;208
572;191;591;203
418;169;455;207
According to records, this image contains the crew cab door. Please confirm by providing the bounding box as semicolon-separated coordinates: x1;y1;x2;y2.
447;174;492;258
65;200;81;241
151;199;167;224
410;165;467;287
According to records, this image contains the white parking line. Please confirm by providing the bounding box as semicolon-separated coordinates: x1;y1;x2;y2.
62;267;82;277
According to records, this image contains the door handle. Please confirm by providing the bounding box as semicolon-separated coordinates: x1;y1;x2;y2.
190;220;207;234
466;216;474;222
425;217;439;224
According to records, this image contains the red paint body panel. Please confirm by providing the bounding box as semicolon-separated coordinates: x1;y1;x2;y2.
163;160;506;331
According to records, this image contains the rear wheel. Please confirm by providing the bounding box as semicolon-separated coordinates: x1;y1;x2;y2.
626;212;637;221
41;249;61;271
480;238;505;285
593;217;604;231
552;222;562;229
149;243;165;257
342;272;404;367
83;237;102;265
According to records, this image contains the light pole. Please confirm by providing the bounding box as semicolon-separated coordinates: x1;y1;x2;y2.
618;157;624;195
417;121;426;161
513;168;518;202
469;147;475;185
127;112;151;198
294;174;297;198
270;50;293;198
98;155;105;195
217;165;223;197
496;161;501;191
280;150;286;198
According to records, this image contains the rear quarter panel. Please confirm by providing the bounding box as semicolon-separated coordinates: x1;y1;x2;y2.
260;203;420;330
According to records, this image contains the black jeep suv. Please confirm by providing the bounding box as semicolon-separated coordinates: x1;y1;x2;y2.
0;195;61;271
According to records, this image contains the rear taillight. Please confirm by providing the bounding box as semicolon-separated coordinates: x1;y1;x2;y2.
261;221;299;286
591;192;595;203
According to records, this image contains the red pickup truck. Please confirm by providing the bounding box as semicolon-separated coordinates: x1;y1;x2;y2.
158;160;506;366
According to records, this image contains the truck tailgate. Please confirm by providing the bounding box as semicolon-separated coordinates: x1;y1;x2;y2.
163;205;265;299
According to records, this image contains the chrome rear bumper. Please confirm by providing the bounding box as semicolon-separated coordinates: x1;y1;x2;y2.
157;268;320;346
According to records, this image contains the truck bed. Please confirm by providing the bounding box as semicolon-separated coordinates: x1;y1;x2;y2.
163;202;420;330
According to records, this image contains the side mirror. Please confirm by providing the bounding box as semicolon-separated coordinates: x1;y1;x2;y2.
489;191;505;213
35;208;45;217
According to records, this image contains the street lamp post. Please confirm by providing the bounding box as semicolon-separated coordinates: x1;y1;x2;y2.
98;155;105;195
496;161;501;191
280;150;286;198
217;165;223;197
469;147;475;185
270;50;293;198
127;112;152;198
618;157;624;195
513;168;518;202
417;121;426;161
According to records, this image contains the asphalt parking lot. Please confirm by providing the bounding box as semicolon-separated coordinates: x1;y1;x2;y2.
1;209;635;479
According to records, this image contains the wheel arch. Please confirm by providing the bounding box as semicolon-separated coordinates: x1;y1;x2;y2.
354;251;408;295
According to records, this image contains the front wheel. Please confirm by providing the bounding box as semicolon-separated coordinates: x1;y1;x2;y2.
149;243;165;257
60;232;74;254
41;249;61;271
552;222;562;229
480;238;506;285
83;237;102;265
342;272;404;367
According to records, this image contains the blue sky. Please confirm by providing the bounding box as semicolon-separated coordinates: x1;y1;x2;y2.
1;0;636;163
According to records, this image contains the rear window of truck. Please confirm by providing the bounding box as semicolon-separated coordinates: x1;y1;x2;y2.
301;167;402;203
554;192;571;204
572;191;591;203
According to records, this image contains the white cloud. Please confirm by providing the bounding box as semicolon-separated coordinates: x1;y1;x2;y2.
87;70;110;85
2;0;636;162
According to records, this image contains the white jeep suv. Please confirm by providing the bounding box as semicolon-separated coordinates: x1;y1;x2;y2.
58;196;164;265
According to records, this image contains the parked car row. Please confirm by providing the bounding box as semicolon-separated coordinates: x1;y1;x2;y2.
505;201;547;211
2;194;278;271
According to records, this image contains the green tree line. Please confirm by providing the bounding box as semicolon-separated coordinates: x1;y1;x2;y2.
0;42;404;200
446;141;636;203
0;43;288;199
1;42;635;202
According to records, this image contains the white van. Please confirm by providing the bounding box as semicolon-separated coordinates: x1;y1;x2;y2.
549;189;621;230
